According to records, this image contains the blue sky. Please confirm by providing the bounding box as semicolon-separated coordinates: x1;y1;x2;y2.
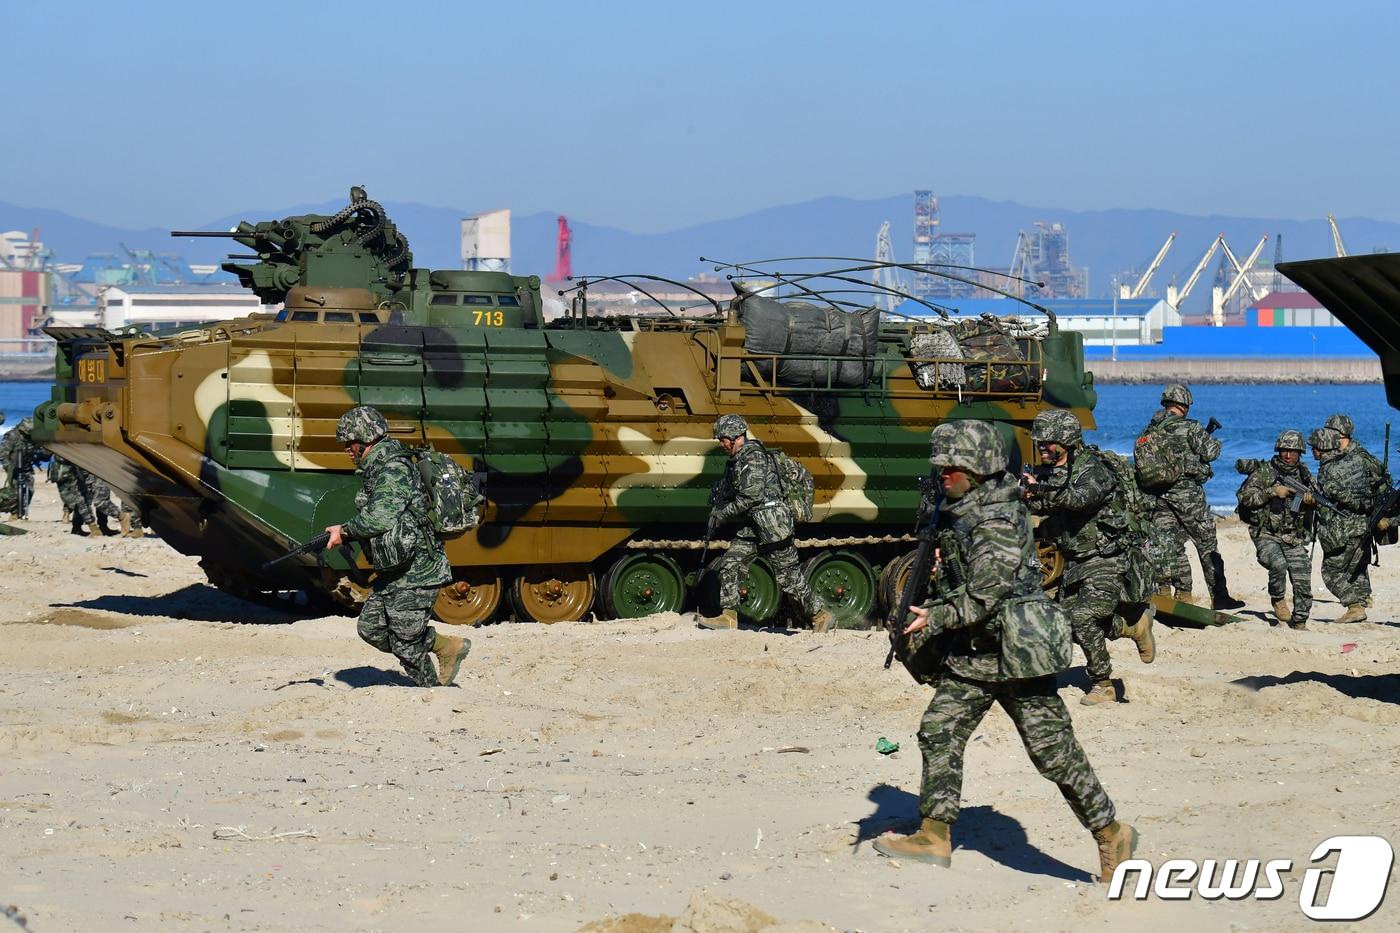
7;0;1397;230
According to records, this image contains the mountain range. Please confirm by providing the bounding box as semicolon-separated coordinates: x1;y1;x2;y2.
3;194;1395;313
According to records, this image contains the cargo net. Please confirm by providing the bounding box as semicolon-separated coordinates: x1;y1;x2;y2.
735;293;880;389
909;314;1045;395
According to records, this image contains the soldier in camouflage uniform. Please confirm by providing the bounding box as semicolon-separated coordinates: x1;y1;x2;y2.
1236;430;1315;629
697;414;834;633
1138;384;1245;610
1325;413;1391;611
1309;427;1374;624
47;457;101;536
84;471;123;533
1024;410;1155;706
0;418;42;519
873;419;1138;881
326;406;472;686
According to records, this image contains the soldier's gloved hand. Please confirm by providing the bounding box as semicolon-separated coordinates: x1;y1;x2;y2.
1378;517;1393;532
1271;484;1292;499
1302;492;1316;506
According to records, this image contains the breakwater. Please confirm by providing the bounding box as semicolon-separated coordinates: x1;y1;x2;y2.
1088;357;1381;384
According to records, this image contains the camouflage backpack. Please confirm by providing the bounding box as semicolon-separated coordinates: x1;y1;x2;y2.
407;446;484;537
1091;445;1169;602
1133;420;1186;490
767;449;815;523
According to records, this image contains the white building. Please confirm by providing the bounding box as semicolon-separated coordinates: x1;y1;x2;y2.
893;297;1180;346
98;283;271;330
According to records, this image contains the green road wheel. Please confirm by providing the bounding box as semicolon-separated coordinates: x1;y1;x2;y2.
736;558;780;624
602;552;686;619
804;550;877;629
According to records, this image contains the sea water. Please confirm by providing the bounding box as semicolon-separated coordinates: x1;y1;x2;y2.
2;381;1392;509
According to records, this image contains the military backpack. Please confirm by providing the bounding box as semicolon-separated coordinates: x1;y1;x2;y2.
406;446;484;537
766;449;816;523
1133;421;1186;490
1091;444;1169;602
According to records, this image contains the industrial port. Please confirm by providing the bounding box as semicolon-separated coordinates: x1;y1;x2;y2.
0;190;1384;383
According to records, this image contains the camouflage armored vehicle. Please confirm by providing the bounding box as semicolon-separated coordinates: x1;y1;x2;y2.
33;189;1097;627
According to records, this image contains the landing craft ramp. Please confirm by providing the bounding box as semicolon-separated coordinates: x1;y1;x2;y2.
1279;253;1400;409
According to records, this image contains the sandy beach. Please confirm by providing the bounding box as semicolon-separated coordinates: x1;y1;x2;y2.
2;477;1398;932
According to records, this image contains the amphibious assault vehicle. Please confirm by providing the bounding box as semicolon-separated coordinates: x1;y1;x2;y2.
33;190;1097;627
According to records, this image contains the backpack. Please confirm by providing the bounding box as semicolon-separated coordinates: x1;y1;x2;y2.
767;448;816;523
1090;445;1169;601
1133;421;1186;490
407;446;484;537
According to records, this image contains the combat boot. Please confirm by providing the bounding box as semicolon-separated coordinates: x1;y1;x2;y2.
1080;681;1116;706
872;818;951;867
1174;588;1197;606
1334;604;1368;624
1092;820;1139;882
1271;599;1292;626
1121;606;1156;663
84;523;103;538
119;513;132;537
62;509;71;524
1288;620;1307;631
810;608;835;634
1212;592;1246;611
431;633;471;686
696;608;739;630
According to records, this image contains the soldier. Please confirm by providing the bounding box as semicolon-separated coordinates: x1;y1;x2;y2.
1324;413;1392;498
1309;427;1374;624
1236;430;1316;629
119;500;146;538
48;457;100;536
1024;410;1154;706
0;418;41;519
1137;384;1244;610
83;471;123;534
324;406;472;687
874;419;1137;880
697;414;834;633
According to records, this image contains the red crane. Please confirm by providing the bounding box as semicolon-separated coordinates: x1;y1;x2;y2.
552;215;572;282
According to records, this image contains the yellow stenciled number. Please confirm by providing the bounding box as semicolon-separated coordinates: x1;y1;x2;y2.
491;310;504;326
473;310;484;325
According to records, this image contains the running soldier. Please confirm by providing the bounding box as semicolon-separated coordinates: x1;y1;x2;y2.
875;419;1137;880
325;406;472;686
1024;410;1154;706
1135;384;1245;610
697;414;834;632
1309;426;1374;624
1235;430;1315;629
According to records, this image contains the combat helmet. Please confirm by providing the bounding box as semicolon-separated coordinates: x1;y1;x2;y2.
1160;383;1193;407
1323;413;1354;437
336;406;389;445
1308;427;1341;452
713;414;749;439
928;420;1007;475
1275;429;1306;452
1031;409;1083;448
15;417;32;434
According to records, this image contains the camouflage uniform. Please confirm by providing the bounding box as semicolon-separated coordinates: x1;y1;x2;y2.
708;414;820;623
1325;414;1393;502
1235;430;1314;627
1026;411;1130;694
338;408;453;687
1310;427;1374;613
1139;388;1227;601
0;419;40;518
898;421;1116;835
84;473;124;523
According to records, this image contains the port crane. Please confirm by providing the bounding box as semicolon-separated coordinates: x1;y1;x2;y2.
1119;232;1175;299
1007;230;1031;298
871;221;906;310
1328;213;1348;258
1213;234;1270;326
1167;234;1224;310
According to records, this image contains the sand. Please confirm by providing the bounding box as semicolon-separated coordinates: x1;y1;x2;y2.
2;477;1398;932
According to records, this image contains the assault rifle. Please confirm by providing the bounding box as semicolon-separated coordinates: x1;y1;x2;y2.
885;473;948;670
1206;416;1223;434
260;531;333;573
1273;473;1341;515
1350;482;1400;580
